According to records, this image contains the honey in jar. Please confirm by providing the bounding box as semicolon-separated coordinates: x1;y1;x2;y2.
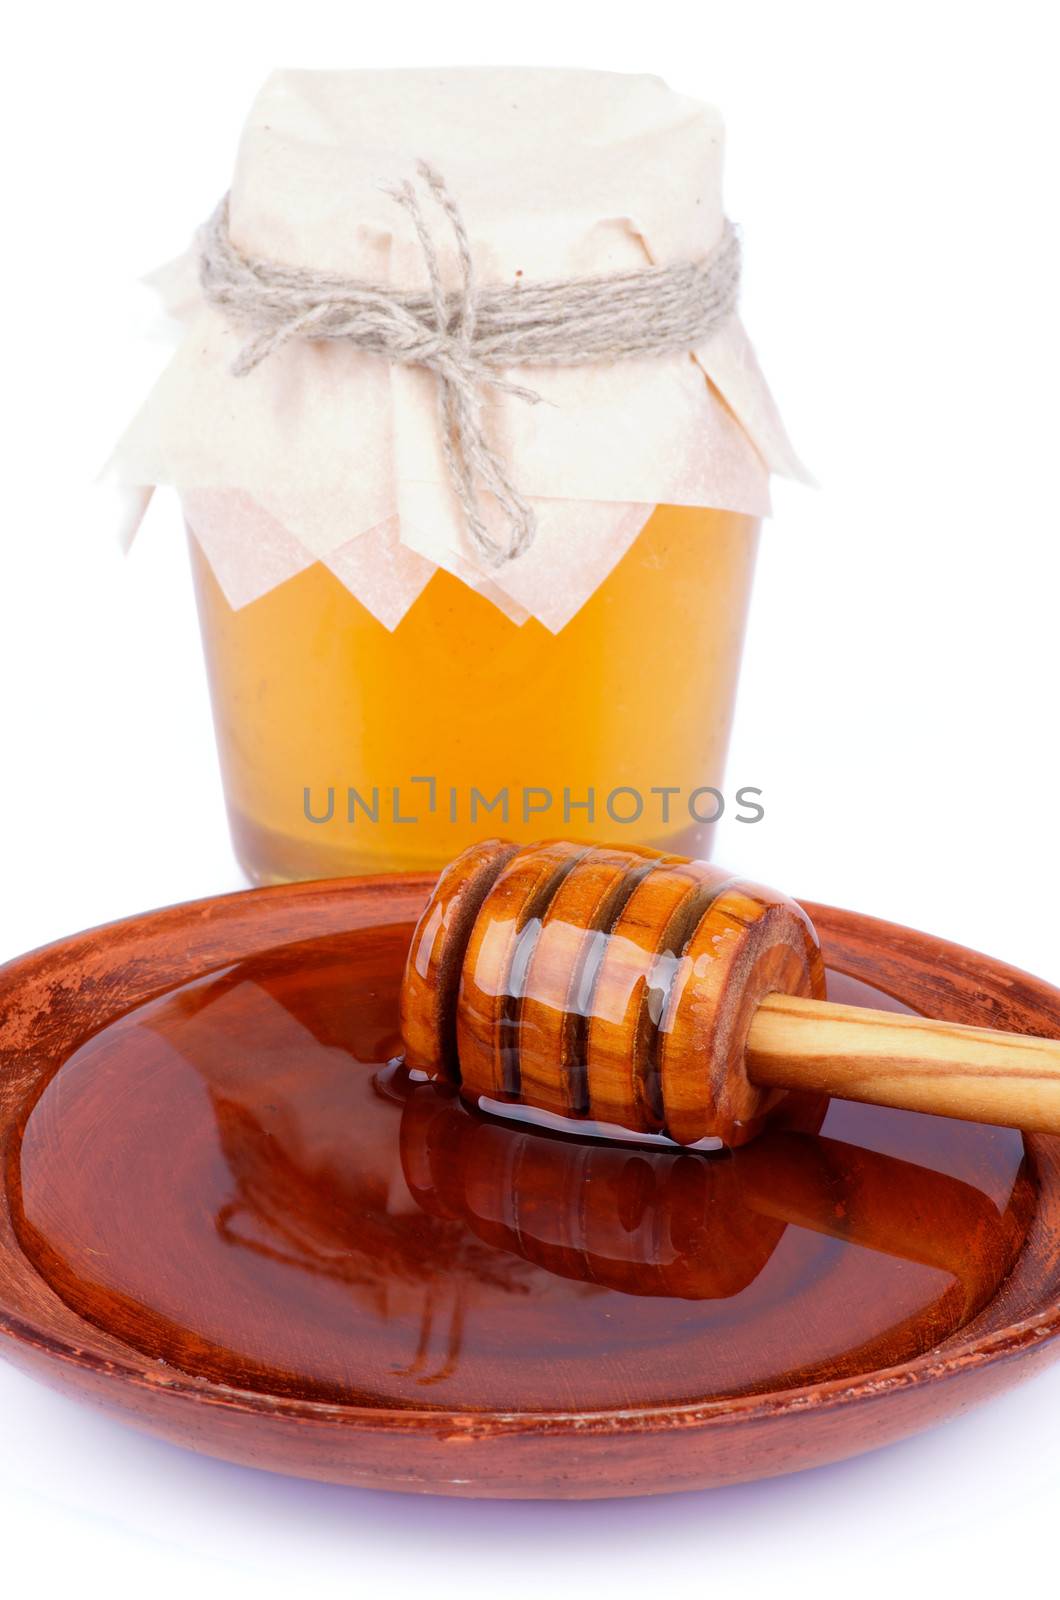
188;504;758;880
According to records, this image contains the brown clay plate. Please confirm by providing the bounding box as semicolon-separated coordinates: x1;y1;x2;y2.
2;874;1060;1499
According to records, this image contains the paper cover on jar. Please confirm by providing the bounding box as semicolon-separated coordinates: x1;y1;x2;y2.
106;68;809;632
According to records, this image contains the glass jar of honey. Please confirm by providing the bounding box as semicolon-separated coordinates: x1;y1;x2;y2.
111;68;803;883
187;503;758;881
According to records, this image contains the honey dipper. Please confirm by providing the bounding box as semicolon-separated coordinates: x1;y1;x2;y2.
400;838;1060;1147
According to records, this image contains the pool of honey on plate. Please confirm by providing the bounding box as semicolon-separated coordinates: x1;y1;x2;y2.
10;922;1035;1412
188;504;759;883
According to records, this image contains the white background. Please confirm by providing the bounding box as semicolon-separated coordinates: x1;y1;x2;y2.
2;1;1059;1595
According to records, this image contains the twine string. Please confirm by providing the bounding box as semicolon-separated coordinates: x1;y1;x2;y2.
198;162;741;566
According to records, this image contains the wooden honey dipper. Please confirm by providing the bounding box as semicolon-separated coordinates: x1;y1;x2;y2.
400;838;1060;1147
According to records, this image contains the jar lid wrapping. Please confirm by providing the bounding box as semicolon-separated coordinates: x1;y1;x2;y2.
106;69;807;631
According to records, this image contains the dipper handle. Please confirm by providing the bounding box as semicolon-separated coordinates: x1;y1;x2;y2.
749;993;1060;1133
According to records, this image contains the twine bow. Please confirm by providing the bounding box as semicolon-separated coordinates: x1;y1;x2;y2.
199;162;741;567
